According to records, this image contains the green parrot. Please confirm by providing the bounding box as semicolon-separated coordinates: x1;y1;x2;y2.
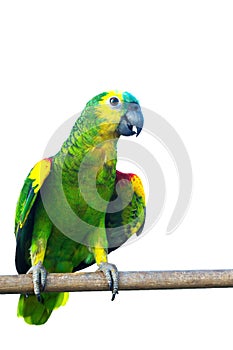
15;90;146;325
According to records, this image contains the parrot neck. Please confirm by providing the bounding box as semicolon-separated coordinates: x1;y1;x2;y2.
54;113;120;173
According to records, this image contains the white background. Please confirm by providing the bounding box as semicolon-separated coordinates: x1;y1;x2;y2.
0;1;233;349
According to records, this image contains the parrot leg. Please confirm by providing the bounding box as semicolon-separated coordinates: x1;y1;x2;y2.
27;261;47;302
98;262;119;301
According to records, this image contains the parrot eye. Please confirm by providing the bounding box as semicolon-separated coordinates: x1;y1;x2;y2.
109;97;120;107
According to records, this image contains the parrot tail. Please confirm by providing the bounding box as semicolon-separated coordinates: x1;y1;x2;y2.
17;292;69;325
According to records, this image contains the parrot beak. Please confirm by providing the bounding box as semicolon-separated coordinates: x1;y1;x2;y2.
117;102;144;137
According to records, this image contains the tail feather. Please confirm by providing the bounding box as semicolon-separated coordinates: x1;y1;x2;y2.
17;292;69;325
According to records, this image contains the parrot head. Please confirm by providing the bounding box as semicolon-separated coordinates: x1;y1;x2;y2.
84;90;144;138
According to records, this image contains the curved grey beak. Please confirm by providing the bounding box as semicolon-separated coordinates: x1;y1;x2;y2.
117;102;144;137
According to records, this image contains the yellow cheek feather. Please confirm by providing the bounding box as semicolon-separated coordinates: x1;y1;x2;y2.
91;90;125;141
97;91;124;136
28;159;52;193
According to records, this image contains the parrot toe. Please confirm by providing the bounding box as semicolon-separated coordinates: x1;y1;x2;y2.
27;261;47;302
98;262;119;301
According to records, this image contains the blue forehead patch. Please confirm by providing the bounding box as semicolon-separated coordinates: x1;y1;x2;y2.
122;91;139;104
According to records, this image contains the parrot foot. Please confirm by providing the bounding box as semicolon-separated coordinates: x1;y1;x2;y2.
98;262;119;301
27;261;47;302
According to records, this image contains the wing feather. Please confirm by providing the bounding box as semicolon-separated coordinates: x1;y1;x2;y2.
106;170;146;253
15;158;52;273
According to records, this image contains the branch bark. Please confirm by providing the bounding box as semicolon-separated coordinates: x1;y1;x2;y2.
1;270;233;294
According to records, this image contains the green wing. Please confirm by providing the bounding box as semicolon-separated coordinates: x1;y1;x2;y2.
106;170;146;253
15;158;52;273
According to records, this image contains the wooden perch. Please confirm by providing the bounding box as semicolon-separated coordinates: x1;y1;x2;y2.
1;269;233;294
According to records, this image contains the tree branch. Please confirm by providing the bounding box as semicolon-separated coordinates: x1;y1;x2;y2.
1;270;233;294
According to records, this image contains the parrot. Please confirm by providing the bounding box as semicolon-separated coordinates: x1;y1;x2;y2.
15;90;146;325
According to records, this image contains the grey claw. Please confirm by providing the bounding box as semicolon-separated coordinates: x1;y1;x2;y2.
98;262;119;301
27;261;47;302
